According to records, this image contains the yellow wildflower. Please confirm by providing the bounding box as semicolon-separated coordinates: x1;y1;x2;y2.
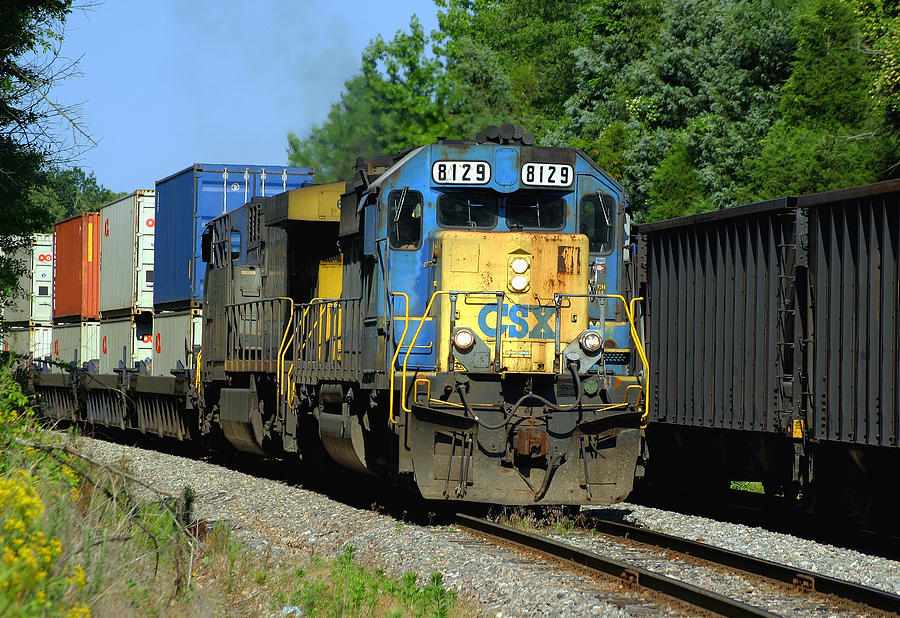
66;564;87;589
65;602;91;618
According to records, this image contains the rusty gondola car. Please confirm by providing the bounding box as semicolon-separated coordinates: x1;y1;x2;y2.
636;179;900;520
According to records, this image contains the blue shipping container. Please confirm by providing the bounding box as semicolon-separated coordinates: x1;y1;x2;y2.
153;164;315;309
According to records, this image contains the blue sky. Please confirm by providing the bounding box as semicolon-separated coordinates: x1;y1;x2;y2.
52;1;439;192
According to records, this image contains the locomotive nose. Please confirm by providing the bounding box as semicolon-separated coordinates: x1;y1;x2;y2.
432;230;589;374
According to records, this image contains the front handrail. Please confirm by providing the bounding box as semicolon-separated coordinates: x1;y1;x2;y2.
388;289;649;425
395;289;506;418
554;292;649;426
388;292;410;424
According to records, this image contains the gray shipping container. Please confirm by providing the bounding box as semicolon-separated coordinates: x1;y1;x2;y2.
99;315;154;374
638;179;900;449
2;233;53;325
52;321;100;370
99;190;155;316
152;310;202;376
2;326;52;358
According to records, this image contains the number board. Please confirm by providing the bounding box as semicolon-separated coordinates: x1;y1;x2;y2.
432;160;491;185
521;163;573;187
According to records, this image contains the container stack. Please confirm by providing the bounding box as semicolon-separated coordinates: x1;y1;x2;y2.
1;234;53;359
151;163;314;375
52;213;101;369
98;191;156;374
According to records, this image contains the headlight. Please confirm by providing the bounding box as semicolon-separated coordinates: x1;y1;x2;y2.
510;275;529;292
453;328;476;352
579;331;602;353
510;257;529;274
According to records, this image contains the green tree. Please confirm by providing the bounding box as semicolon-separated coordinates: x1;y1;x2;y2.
288;16;450;182
645;140;710;220
845;0;900;148
1;0;75;310
563;0;795;217
435;0;594;137
744;0;897;199
29;166;125;223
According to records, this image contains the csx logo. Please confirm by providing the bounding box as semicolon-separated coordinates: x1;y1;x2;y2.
37;254;52;262
477;303;555;339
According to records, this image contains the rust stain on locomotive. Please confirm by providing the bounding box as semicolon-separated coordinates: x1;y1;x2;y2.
557;245;581;275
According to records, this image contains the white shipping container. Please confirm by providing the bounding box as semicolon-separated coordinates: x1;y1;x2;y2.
2;326;52;358
52;322;100;371
99;315;154;374
152;310;202;376
2;234;53;324
99;190;155;316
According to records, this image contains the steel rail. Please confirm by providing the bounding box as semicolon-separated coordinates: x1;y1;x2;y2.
455;514;775;617
582;515;900;615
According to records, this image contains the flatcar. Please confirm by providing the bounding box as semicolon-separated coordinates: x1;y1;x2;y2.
636;179;900;522
34;124;649;506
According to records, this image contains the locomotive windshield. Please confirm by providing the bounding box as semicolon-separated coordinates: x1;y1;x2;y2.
507;191;566;230
437;191;498;228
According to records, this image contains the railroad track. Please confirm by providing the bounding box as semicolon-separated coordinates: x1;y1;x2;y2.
631;487;900;561
455;513;900;617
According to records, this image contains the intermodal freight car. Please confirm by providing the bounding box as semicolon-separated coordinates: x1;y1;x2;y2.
32;125;649;506
636;179;900;522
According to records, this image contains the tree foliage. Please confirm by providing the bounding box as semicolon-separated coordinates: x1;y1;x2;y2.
744;0;897;198
287;0;900;220
30;166;126;223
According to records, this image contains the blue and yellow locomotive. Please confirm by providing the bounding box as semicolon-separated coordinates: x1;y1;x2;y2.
201;124;648;504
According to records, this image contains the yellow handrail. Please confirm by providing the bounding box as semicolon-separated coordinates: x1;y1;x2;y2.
286;361;297;412
400;290;452;414
274;297;295;404
296;297;324;358
388;292;410;424
193;348;203;393
612;293;649;427
278;332;295;398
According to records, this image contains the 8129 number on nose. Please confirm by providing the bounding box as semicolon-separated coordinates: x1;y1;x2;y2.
431;160;491;185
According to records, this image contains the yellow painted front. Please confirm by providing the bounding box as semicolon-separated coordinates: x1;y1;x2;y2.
286;182;343;222
433;231;589;373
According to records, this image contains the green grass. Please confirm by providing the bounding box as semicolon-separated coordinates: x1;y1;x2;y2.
271;546;457;617
730;481;766;494
491;506;580;538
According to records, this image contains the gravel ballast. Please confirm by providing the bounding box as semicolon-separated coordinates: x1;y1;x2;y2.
75;434;899;616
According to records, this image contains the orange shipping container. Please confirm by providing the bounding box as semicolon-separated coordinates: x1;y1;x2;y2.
53;212;101;322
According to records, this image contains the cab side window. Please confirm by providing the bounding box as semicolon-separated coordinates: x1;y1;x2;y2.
580;193;616;254
388;189;423;250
